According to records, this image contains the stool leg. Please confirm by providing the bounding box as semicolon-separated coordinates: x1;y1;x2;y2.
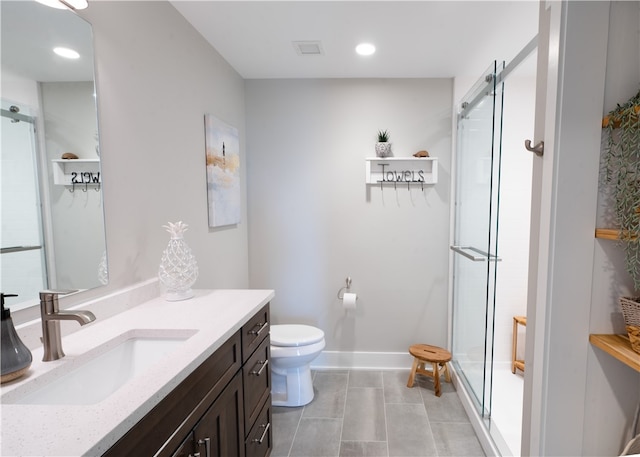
432;362;441;397
442;362;451;383
407;358;419;388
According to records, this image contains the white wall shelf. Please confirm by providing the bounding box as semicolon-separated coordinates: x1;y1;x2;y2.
365;157;438;186
51;159;101;186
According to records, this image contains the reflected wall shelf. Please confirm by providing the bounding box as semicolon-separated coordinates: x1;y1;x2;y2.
365;157;438;186
589;334;640;372
51;159;101;186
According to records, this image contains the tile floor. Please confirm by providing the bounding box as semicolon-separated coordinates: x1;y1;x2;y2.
271;370;486;457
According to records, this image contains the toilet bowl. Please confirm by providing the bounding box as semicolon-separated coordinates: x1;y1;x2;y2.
270;324;325;407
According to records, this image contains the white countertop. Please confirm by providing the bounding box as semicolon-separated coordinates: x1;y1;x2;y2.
0;289;274;456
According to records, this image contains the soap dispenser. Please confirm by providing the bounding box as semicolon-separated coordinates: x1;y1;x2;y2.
1;294;32;383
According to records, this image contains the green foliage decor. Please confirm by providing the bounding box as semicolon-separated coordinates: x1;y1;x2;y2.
602;89;640;290
377;130;389;142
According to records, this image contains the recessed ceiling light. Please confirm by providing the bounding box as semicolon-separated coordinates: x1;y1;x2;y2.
355;43;376;56
54;47;80;59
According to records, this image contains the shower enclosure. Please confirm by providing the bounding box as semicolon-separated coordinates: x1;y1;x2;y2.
1;103;48;303
451;39;537;456
451;60;504;421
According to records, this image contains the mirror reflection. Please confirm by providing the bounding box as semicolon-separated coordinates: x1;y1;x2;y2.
1;0;107;311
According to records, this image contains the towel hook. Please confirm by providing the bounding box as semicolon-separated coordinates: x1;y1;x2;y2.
524;139;544;157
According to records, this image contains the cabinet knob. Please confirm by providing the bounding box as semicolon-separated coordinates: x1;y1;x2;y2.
197;437;211;457
252;422;271;444
248;321;268;337
250;359;269;376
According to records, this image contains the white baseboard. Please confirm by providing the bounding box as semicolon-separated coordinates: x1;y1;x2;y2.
311;350;414;370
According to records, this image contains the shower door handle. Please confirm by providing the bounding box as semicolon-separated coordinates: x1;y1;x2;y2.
0;245;42;254
450;245;501;262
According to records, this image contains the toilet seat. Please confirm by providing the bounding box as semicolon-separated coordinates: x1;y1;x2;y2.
271;324;324;347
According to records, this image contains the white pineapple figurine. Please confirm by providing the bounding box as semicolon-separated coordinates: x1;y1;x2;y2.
97;250;108;285
158;221;199;301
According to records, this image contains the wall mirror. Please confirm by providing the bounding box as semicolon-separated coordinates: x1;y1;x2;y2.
1;0;107;312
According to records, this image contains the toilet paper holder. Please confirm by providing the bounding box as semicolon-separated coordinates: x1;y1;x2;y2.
337;277;353;300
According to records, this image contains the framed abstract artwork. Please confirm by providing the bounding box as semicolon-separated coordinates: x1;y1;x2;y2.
204;114;240;227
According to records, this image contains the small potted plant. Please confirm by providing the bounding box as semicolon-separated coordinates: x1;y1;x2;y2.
601;89;640;352
375;129;392;157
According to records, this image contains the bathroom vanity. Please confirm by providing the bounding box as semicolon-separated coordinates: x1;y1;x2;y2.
0;289;274;457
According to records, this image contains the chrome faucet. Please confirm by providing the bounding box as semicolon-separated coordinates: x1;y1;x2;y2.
40;290;96;361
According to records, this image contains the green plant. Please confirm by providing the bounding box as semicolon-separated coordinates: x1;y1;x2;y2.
602;89;640;290
377;129;389;142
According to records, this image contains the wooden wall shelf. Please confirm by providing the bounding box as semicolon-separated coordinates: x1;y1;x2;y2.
602;104;640;128
595;228;637;240
590;334;640;372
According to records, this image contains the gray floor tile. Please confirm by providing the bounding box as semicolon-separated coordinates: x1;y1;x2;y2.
303;371;348;419
349;370;383;388
289;417;342;457
271;369;484;457
339;441;389;457
342;388;386;441
383;370;423;404
431;422;486;456
420;383;470;423
271;405;304;457
386;403;437;457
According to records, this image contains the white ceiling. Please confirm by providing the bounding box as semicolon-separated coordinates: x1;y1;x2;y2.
171;1;540;79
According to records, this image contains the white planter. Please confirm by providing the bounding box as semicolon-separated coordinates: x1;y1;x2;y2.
375;142;392;157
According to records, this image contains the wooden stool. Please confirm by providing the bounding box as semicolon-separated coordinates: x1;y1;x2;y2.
406;344;452;397
512;316;527;373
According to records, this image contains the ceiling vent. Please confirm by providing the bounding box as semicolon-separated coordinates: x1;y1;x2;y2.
293;41;324;56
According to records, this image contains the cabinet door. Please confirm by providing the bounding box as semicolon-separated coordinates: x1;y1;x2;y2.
194;372;245;457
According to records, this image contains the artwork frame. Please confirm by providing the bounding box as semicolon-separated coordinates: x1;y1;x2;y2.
204;114;241;228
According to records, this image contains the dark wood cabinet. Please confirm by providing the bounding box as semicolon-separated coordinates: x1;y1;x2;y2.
104;303;271;457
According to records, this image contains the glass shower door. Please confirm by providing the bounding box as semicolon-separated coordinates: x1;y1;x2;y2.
451;61;504;417
1;104;48;303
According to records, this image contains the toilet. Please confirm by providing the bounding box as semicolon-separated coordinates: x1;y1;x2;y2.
270;324;325;407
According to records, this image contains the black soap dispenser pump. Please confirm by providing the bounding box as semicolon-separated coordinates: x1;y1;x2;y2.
1;294;32;383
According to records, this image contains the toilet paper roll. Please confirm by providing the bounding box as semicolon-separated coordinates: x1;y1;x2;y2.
342;292;357;310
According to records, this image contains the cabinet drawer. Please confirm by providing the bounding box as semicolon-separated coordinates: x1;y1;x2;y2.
243;336;271;434
242;304;270;362
245;400;272;457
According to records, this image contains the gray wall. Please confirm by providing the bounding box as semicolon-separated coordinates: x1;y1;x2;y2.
584;1;640;455
245;78;452;359
78;1;250;298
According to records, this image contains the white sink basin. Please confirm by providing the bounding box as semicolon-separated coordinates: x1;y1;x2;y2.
3;329;196;405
